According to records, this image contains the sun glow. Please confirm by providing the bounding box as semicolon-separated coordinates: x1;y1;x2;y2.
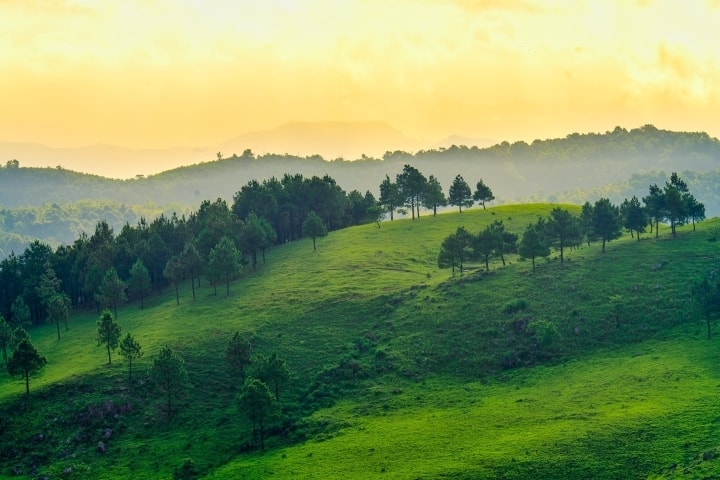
1;0;719;150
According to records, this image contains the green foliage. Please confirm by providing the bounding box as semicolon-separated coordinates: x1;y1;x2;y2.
301;211;327;251
252;353;290;402
526;319;558;349
150;345;188;421
207;236;242;296
0;315;13;365
448;174;473;213
96;267;127;318
473;178;495;210
237;378;276;450
226;332;252;379
46;293;71;340
128;259;152;309
118;332;143;381
97;309;122;365
6;338;46;394
501;298;528;314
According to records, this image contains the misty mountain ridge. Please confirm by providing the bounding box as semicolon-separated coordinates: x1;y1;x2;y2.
0;121;433;179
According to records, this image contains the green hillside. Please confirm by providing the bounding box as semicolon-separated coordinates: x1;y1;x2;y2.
1;205;719;479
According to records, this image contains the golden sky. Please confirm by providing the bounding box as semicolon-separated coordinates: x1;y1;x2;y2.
2;0;720;149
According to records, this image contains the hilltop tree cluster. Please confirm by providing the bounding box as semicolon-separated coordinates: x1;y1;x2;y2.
439;173;705;274
379;165;494;219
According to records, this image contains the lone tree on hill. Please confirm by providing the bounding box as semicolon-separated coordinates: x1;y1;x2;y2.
690;273;720;339
237;378;275;450
97;309;121;364
302;211;327;251
518;219;550;273
227;332;253;379
119;332;143;382
150;345;188;422
473;179;495;210
448;174;473;213
579;202;595;247
7;339;46;394
128;259;151;309
592;198;622;252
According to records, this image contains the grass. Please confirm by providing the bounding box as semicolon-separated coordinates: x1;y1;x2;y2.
1;204;719;479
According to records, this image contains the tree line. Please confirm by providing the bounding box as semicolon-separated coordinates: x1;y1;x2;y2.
439;172;706;275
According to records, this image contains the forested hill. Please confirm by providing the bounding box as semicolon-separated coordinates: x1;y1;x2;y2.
1;125;719;211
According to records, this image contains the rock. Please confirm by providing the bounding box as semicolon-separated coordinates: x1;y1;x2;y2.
103;428;113;440
97;441;107;454
64;467;73;474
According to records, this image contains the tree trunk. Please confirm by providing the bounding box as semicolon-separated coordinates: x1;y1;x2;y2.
107;344;112;364
175;285;179;306
226;279;230;297
56;320;61;340
312;237;316;251
707;314;712;339
191;278;195;301
24;370;30;394
602;238;606;253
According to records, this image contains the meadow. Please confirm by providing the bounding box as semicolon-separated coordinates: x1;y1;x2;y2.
1;204;718;479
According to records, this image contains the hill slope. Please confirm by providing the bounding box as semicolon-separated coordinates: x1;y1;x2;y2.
0;206;719;479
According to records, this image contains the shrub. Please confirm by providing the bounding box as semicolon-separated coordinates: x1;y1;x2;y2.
502;298;528;314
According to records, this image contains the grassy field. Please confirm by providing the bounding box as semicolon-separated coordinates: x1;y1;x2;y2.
1;204;719;479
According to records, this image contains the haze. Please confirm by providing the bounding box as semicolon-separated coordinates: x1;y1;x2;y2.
2;0;720;177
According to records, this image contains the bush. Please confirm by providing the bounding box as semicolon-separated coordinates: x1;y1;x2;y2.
502;298;528;314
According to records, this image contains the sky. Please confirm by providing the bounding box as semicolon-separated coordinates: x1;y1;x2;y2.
1;0;720;151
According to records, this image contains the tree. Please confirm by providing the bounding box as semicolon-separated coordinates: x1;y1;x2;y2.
207;236;242;296
423;175;447;216
620;196;647;241
0;315;13;365
96;267;127;318
396;164;427;219
488;220;517;266
119;332;143;382
448;174;473;213
97;309;121;364
684;194;705;231
237;378;275;450
643;183;665;238
592;198;622;252
226;332;253;379
437;227;472;275
46;293;71;339
473;179;495;210
253;353;290;402
664;172;689;236
164;255;184;306
302;211;327;251
690;274;720;339
518;219;550;273
472;226;498;272
379;175;401;221
546;207;576;263
150;345;188;421
579;202;595;247
180;242;203;300
128;259;151;309
10;296;30;328
7;339;46;394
